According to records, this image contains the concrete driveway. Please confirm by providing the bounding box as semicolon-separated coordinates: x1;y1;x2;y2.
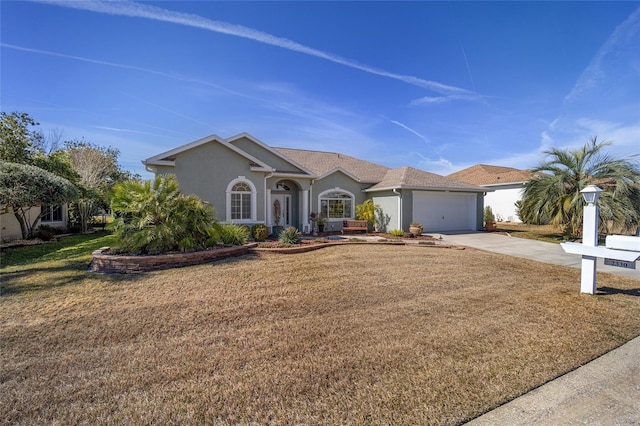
439;231;639;279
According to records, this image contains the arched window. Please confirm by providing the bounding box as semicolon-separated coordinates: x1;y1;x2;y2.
318;189;354;220
226;177;256;222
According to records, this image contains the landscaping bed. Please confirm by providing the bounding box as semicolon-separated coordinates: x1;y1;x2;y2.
89;244;256;273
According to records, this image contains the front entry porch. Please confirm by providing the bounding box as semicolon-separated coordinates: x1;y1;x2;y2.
266;179;311;234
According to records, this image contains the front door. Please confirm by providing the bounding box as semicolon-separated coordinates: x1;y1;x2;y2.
272;194;291;227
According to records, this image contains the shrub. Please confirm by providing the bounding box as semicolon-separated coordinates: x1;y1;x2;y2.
356;199;390;232
35;228;56;241
251;224;269;242
278;226;302;247
484;206;495;222
110;175;217;254
389;229;405;237
218;223;249;246
355;199;376;229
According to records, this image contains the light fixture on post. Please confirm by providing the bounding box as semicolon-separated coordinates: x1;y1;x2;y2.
580;185;602;205
579;185;602;294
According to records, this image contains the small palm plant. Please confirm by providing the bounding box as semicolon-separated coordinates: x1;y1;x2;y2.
110;175;217;254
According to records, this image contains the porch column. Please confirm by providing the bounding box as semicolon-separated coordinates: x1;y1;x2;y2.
266;189;272;227
301;189;310;233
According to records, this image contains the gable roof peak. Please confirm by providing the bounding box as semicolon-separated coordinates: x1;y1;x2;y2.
448;163;534;186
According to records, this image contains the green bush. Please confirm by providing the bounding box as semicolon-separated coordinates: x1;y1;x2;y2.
389;229;405;237
251;224;269;242
110;175;216;254
278;226;302;247
218;223;249;246
35;228;56;241
484;206;495;222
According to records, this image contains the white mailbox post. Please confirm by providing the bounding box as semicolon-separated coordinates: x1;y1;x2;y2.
561;185;640;294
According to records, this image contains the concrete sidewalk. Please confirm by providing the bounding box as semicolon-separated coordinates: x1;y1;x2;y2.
439;231;639;279
433;231;640;424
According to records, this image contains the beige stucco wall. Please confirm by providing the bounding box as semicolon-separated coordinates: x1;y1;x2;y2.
311;172;369;220
1;205;67;241
230;137;306;174
1;210;34;241
155;141;267;224
371;192;401;231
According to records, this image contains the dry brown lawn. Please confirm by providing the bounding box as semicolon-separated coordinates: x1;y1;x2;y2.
2;244;640;425
495;223;565;243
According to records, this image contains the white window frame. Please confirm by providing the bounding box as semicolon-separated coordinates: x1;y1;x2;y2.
41;205;63;223
226;177;257;223
317;188;355;221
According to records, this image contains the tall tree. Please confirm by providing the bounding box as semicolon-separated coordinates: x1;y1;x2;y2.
0;161;78;239
0;112;43;163
65;139;121;233
519;137;640;238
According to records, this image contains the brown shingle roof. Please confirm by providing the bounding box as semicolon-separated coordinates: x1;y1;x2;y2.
447;164;534;186
273;147;390;182
366;166;486;192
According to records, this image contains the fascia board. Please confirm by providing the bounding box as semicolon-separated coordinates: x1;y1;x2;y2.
270;172;318;179
144;134;223;165
144;159;175;167
481;181;528;187
365;186;490;193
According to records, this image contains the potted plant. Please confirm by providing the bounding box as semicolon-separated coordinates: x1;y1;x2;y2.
409;221;423;237
316;214;327;233
484;206;497;232
309;212;327;234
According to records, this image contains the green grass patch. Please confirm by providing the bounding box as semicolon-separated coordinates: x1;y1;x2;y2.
0;231;116;271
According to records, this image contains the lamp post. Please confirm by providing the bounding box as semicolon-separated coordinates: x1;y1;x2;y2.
579;185;602;294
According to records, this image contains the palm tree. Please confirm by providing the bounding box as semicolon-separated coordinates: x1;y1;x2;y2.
519;137;640;238
110;175;217;254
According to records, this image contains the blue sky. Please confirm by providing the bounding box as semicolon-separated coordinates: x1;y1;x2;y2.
2;1;639;179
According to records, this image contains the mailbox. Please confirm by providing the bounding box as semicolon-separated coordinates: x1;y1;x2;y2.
606;235;640;252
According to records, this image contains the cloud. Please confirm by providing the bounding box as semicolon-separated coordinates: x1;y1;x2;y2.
573;118;640;149
565;6;640;102
35;0;473;96
414;154;455;175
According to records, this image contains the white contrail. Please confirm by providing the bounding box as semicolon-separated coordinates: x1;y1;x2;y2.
389;119;430;144
34;0;474;96
409;94;483;106
1;42;249;98
565;6;640;102
460;46;477;94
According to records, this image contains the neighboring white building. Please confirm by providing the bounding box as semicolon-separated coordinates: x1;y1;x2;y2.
448;164;536;223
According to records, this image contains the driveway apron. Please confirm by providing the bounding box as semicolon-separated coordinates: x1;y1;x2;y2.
439;231;639;279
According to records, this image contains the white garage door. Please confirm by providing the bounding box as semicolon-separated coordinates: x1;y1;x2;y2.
412;191;477;232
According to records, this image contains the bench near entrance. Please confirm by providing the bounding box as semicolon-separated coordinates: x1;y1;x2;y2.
342;220;368;234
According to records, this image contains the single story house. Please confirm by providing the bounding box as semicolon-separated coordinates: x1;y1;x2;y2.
143;133;488;234
1;205;68;242
448;164;536;223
